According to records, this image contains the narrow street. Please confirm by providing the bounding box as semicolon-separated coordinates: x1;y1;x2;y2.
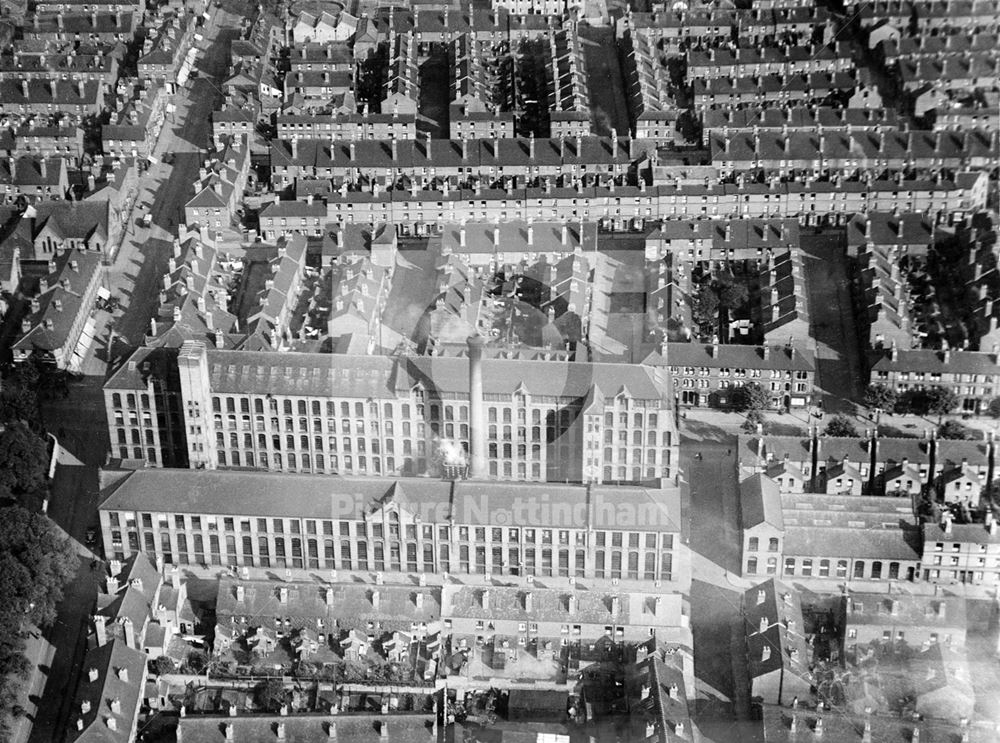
800;232;866;414
580;26;631;137
27;8;237;740
97;3;241;358
681;435;762;743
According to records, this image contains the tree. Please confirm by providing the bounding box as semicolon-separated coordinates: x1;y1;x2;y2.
824;415;859;438
741;409;769;435
864;384;898;415
0;507;77;727
938;420;974;440
152;656;177;676
0;385;38;425
254;678;289;712
0;422;49;502
691;290;719;327
926;387;960;422
988;397;1000;419
0;507;78;628
715;278;749;310
184;649;209;674
731;383;769;413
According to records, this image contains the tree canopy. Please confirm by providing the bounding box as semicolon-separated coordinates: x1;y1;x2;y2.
0;506;77;736
691;290;719;328
938;420;975;440
731;383;770;413
824;415;859;438
0;507;78;628
864;384;898;414
741;409;769;435
254;677;289;712
714;278;749;310
925;387;960;420
0;423;50;502
989;397;1000;419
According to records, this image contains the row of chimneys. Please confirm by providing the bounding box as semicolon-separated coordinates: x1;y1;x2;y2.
475;589;631;615
17;78;89;99
756;426;997;494
290;131;622;163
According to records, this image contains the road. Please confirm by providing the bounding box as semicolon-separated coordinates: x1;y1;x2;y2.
580;26;631;137
97;2;242;358
800;233;865;414
28;7;239;740
682;436;762;743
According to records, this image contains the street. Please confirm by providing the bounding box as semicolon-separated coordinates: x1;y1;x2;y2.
96;2;242;358
681;434;762;743
801;232;865;415
28;6;239;739
580;26;631;137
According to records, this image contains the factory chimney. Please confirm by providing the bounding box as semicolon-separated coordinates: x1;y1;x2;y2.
467;334;487;479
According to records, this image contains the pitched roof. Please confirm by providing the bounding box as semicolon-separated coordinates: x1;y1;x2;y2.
65;639;146;743
660;343;814;371
99;470;683;532
740;474;784;531
743;578;810;683
177;714;436;743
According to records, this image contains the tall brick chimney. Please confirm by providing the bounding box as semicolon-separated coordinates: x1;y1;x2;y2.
467;334;487;479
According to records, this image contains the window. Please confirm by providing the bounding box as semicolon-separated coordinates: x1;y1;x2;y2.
748;537;759;551
768;538;779;552
746;557;757;574
836;560;848;578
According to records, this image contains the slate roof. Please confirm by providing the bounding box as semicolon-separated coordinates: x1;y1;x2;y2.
96;552;161;631
626;653;692;743
923;522;1000;546
107;344;670;402
441;585;682;627
743;578;810;683
845;593;966;631
99;470;682;531
217;578;441;628
177;714;436;743
12;248;100;353
703;106;898;130
65;639;146;743
871;348;1000;375
761;705;992;743
659;343;814;371
740;474;785;530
